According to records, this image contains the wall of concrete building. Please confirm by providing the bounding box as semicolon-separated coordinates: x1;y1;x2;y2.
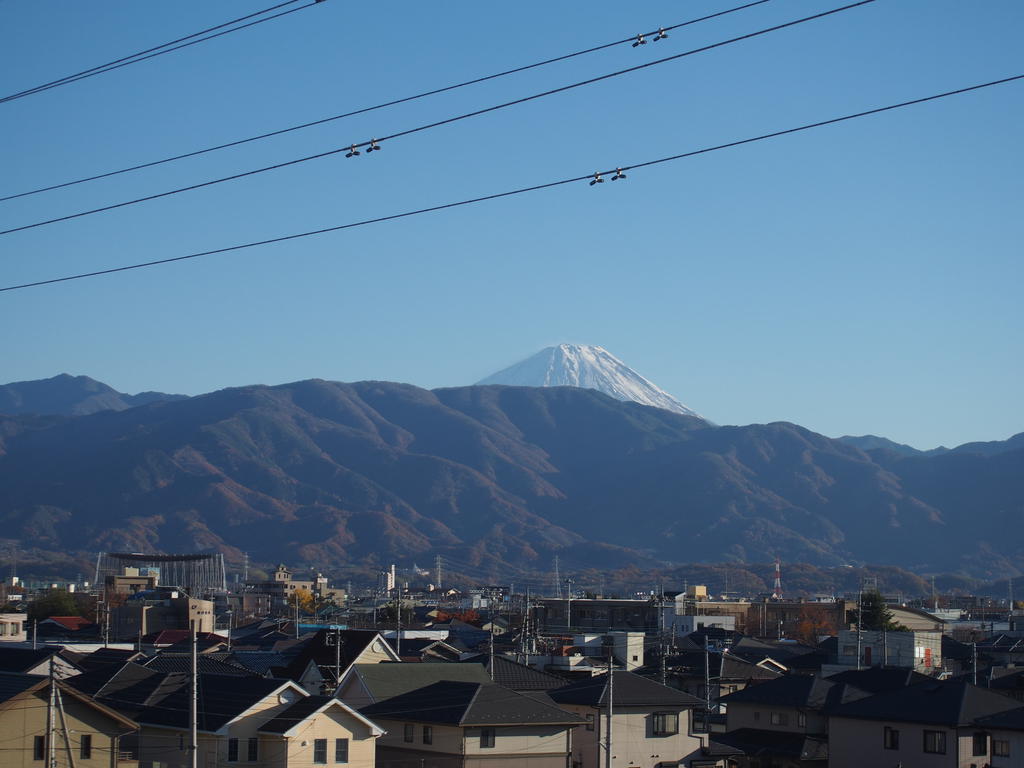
0;613;27;642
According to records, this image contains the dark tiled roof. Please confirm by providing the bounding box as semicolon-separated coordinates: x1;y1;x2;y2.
720;675;871;711
351;662;490;703
717;728;828;761
136;674;290;731
360;680;585;726
0;672;45;703
0;647;60;673
228;651;288;676
549;671;705;709
825;667;933;693
143;654;251;677
257;695;351;734
829;680;1020;726
461;655;567;691
975;706;1024;731
66;662;188;716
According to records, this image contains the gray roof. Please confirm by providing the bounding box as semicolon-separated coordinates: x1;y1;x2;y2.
548;671;705;709
351;662;491;703
461;655;567;691
975;706;1024;731
829;680;1021;726
259;695;334;734
360;680;585;726
717;728;829;761
0;672;45;703
721;675;872;712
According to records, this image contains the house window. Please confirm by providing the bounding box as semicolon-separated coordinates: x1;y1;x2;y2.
481;728;495;748
248;737;259;761
228;738;239;762
923;730;946;754
652;712;679;736
34;736;45;760
770;712;789;726
586;713;595;731
335;738;349;763
993;739;1010;757
797;713;806;728
404;724;414;743
973;732;987;756
423;726;433;745
883;726;899;750
314;739;328;764
80;735;92;759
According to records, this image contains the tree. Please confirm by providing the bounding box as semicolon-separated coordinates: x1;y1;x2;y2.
858;590;909;632
28;589;80;621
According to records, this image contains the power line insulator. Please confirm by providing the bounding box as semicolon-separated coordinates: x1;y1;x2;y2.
345;145;361;158
612;168;626;181
655;28;669;41
632;34;647;48
367;139;381;153
588;172;605;186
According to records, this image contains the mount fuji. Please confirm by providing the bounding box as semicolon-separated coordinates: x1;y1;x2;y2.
477;344;702;418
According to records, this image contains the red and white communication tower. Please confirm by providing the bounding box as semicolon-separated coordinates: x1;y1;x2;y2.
772;559;783;600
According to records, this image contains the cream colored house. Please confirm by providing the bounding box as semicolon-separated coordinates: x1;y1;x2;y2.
0;673;138;768
360;679;585;768
135;673;381;768
548;671;719;768
828;680;1020;768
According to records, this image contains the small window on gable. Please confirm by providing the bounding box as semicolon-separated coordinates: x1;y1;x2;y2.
481;728;495;748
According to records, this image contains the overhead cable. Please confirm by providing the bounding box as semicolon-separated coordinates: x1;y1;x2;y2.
3;73;1018;293
0;0;317;105
0;0;772;201
0;0;876;237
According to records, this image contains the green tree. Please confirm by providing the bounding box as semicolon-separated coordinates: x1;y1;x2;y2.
28;589;80;621
857;590;908;631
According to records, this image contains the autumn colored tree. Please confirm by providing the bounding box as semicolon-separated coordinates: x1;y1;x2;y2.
794;605;838;645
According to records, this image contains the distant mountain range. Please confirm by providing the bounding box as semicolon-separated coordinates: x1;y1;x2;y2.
0;373;186;416
479;344;701;418
0;374;1020;579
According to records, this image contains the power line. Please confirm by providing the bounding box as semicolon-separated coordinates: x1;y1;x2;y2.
0;0;874;237
0;0;773;202
0;0;317;105
3;73;1018;294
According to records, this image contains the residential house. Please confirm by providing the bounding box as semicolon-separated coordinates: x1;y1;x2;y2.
974;705;1024;768
360;679;585;768
547;670;718;768
282;629;400;694
0;671;138;768
717;674;873;767
828;680;1021;768
0;647;81;678
134;672;381;768
0;612;27;642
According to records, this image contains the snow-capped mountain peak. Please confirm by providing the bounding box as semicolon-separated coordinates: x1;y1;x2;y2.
477;344;702;418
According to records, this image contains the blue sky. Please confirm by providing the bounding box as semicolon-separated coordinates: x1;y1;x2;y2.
1;0;1021;450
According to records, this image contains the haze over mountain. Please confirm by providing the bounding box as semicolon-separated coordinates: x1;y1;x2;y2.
0;373;186;417
0;376;1020;580
478;344;702;418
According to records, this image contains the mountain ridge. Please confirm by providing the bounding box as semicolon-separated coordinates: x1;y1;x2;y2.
0;377;1019;579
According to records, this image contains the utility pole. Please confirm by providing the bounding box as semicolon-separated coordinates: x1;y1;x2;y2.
55;682;77;768
395;589;401;658
33;619;38;650
704;646;711;732
189;627;198;768
604;654;613;768
48;657;57;768
435;554;443;590
553;556;562;600
488;623;495;681
855;585;863;671
565;577;574;632
973;642;978;686
334;626;342;689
